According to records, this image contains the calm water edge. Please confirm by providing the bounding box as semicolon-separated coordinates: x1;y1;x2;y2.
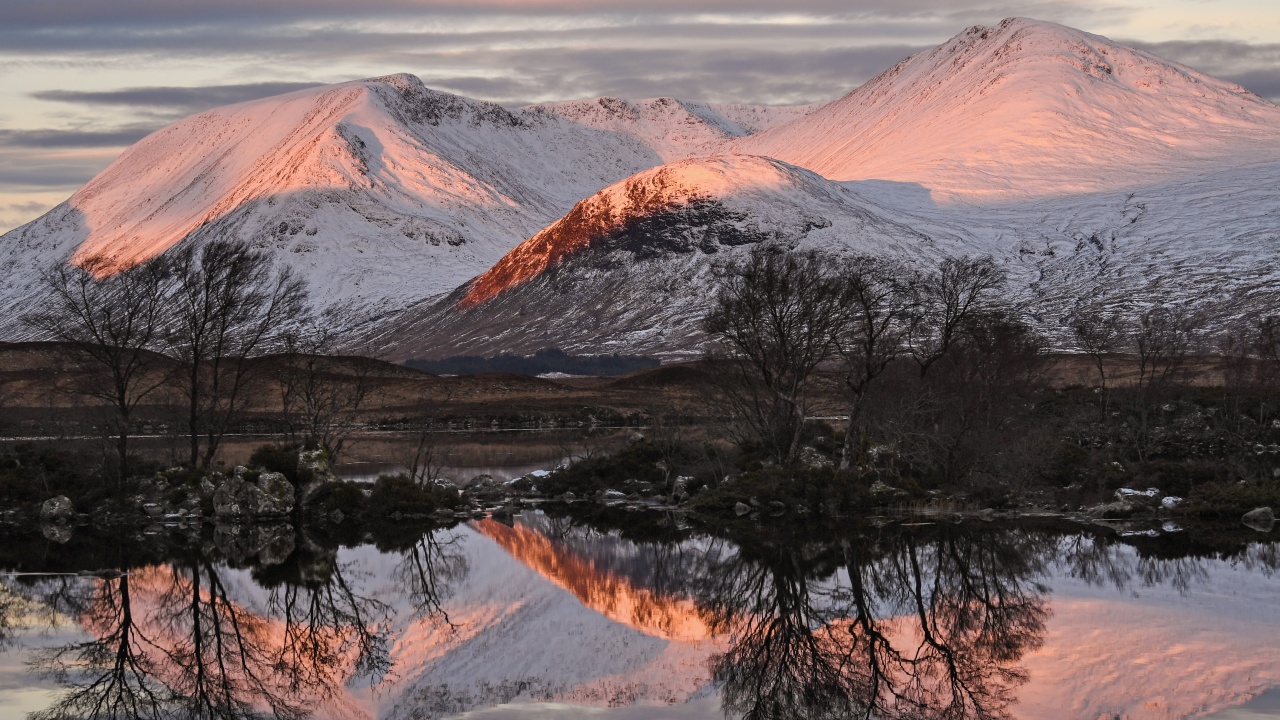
2;502;1279;720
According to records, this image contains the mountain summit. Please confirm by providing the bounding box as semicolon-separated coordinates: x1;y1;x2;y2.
736;17;1280;200
4;18;1279;353
0;75;803;332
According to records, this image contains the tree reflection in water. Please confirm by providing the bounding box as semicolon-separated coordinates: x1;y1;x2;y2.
20;526;466;720
395;529;467;628
696;525;1054;720
5;517;1279;720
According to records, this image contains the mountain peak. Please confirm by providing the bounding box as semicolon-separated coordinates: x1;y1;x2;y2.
457;155;848;309
735;17;1280;200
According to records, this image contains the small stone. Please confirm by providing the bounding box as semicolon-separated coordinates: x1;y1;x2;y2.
734;502;751;517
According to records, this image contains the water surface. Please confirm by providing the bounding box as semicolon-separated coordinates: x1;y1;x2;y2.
2;512;1278;720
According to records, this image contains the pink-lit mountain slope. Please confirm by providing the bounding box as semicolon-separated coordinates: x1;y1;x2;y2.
0;75;807;336
368;155;965;360
735;17;1280;201
370;18;1280;359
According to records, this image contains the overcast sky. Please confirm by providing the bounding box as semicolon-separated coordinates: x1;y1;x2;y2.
2;0;1279;233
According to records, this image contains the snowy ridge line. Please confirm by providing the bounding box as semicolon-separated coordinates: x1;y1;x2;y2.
3;17;1280;359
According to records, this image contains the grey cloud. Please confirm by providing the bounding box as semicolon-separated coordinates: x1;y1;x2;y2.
3;200;48;214
1132;39;1280;66
0;0;1097;28
0;150;111;190
1221;70;1280;102
0;200;52;231
32;82;324;115
406;44;925;105
0;126;156;149
0;3;1106;57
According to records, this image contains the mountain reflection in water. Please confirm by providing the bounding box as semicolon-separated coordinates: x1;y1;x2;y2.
1;514;1278;720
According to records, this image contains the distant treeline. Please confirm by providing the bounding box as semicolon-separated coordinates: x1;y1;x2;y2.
406;348;661;377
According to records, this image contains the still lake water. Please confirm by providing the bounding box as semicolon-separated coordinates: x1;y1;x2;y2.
2;508;1279;720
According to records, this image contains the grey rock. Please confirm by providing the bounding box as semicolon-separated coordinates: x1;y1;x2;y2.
213;477;246;517
869;481;903;495
298;448;334;479
1087;500;1136;519
142;503;165;518
41;523;73;543
799;446;833;469
734;502;751;517
214;523;295;565
1115;488;1161;507
1243;507;1275;532
255;526;296;566
213;472;294;518
40;496;75;522
251;472;295;516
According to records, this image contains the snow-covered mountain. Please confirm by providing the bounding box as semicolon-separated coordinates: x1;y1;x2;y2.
736;17;1280;201
0;75;808;336
4;17;1279;355
371;155;965;360
369;18;1280;359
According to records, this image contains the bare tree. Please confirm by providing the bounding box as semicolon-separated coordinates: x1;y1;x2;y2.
1129;304;1203;461
278;313;374;462
1260;316;1280;368
164;239;309;469
831;256;911;470
392;384;458;487
703;247;843;467
24;256;171;488
1258;315;1280;418
1068;304;1124;417
906;257;1006;377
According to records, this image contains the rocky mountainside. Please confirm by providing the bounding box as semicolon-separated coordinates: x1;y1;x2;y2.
371;155;964;360
0;76;806;336
4;18;1279;358
371;19;1280;360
